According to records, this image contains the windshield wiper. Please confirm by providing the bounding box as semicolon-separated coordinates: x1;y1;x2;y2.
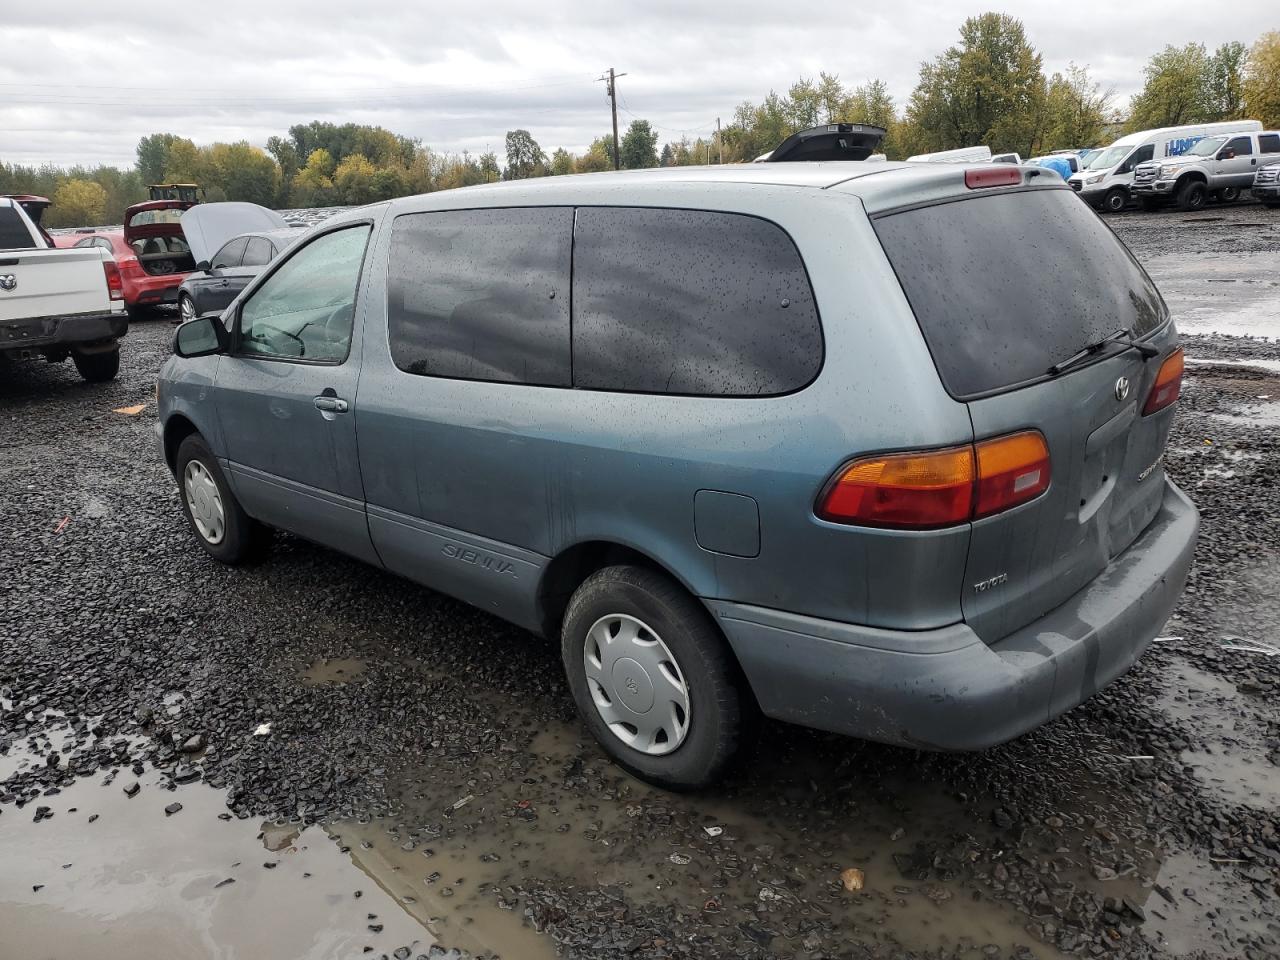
1048;327;1159;377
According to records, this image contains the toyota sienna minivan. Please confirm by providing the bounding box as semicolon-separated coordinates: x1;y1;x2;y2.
157;160;1198;789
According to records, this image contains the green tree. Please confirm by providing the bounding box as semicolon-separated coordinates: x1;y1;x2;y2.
1205;42;1248;120
161;138;203;183
1039;64;1114;150
207;142;280;205
50;179;107;227
575;139;614;173
333;154;378;204
504;129;546;179
1243;32;1280;128
136;133;182;184
291;148;336;206
619;119;659;169
549;147;576;176
266;135;300;205
479;151;501;183
1127;43;1211;130
903;13;1046;156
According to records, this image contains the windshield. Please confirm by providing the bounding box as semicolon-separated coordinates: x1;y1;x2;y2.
1090;145;1131;170
1079;149;1102;168
1185;135;1226;157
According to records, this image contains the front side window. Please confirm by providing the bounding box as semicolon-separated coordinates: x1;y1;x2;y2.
1119;144;1154;172
388;208;572;386
1223;136;1253;157
242;237;272;267
1187;136;1225;157
212;238;247;269
572;207;823;396
237;224;371;363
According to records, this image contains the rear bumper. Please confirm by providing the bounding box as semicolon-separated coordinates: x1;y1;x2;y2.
125;273;184;307
0;309;128;354
710;478;1198;750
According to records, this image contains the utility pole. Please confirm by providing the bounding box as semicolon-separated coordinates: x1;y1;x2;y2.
716;117;723;165
598;67;627;170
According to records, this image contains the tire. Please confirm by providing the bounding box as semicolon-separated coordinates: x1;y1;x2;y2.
1217;186;1240;203
72;348;119;383
1101;188;1128;213
1176;179;1207;211
178;294;196;326
561;565;747;790
174;434;269;564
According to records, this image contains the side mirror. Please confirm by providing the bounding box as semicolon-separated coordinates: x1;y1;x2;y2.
195;260;211;273
174;314;228;358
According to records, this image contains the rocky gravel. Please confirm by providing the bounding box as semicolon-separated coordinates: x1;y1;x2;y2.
2;205;1279;960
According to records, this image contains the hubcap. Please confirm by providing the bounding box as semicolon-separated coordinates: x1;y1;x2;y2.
183;460;225;545
180;297;195;323
583;614;691;756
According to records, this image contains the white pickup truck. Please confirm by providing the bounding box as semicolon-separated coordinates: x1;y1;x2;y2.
1;196;127;382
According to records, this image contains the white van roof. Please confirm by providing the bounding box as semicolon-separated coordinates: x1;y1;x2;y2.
1107;119;1262;148
906;145;992;164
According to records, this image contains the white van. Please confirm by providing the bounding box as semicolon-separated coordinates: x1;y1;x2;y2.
907;145;992;164
1067;120;1263;212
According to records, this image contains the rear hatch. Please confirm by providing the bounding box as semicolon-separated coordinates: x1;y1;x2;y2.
124;200;197;277
873;185;1178;644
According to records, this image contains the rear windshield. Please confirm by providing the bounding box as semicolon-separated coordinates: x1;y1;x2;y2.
0;206;37;249
873;188;1167;398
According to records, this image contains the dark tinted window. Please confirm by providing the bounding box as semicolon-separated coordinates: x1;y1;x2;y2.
212;238;247;269
1121;144;1154;171
388;208;572;386
874;189;1167;398
242;237;272;267
572;207;822;396
0;206;36;249
1224;136;1253;156
1260;134;1280;153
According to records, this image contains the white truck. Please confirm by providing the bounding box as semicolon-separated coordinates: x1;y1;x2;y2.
0;196;127;382
1066;120;1263;212
1132;129;1280;210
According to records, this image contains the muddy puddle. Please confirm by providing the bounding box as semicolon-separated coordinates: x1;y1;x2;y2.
301;657;369;686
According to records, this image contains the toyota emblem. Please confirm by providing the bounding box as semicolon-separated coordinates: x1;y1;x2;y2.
1115;376;1131;401
0;274;16;292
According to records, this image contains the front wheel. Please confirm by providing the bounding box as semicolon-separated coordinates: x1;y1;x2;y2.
1101;188;1128;213
175;434;269;564
178;294;196;325
561;565;748;790
1176;179;1207;211
72;347;119;382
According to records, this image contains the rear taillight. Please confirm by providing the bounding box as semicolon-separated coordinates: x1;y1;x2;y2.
965;166;1022;189
974;431;1051;518
103;260;124;301
818;431;1051;529
1142;348;1184;416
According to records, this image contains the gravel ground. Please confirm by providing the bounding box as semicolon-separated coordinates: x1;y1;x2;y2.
2;204;1278;960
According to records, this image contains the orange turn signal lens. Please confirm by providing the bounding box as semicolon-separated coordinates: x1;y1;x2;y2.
817;446;975;529
974;430;1051;518
1142;348;1184;416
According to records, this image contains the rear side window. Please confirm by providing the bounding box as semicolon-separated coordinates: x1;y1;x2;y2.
388;208;572;386
1261;134;1280;154
0;207;36;249
572;207;822;395
873;189;1167;399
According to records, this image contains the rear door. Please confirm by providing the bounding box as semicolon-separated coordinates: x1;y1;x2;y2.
873;187;1178;644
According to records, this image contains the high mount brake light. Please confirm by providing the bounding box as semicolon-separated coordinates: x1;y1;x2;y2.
965;167;1023;189
817;431;1051;529
1142;348;1184;416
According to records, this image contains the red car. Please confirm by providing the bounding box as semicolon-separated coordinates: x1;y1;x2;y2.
65;200;198;319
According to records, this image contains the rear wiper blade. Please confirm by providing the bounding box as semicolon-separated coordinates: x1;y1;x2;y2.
1047;327;1159;377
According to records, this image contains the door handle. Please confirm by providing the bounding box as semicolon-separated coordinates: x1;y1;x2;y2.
313;396;349;414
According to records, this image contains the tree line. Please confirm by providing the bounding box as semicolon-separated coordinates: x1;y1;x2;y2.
3;17;1278;227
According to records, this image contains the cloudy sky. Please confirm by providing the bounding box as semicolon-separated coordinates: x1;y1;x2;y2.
3;1;1275;169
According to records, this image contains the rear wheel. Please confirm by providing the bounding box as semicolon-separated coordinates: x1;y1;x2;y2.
1101;188;1128;213
175;434;269;564
1176;179;1207;211
561;565;747;790
72;348;119;382
1216;186;1240;204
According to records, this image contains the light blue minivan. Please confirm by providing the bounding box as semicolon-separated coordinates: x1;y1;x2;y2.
158;161;1197;788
